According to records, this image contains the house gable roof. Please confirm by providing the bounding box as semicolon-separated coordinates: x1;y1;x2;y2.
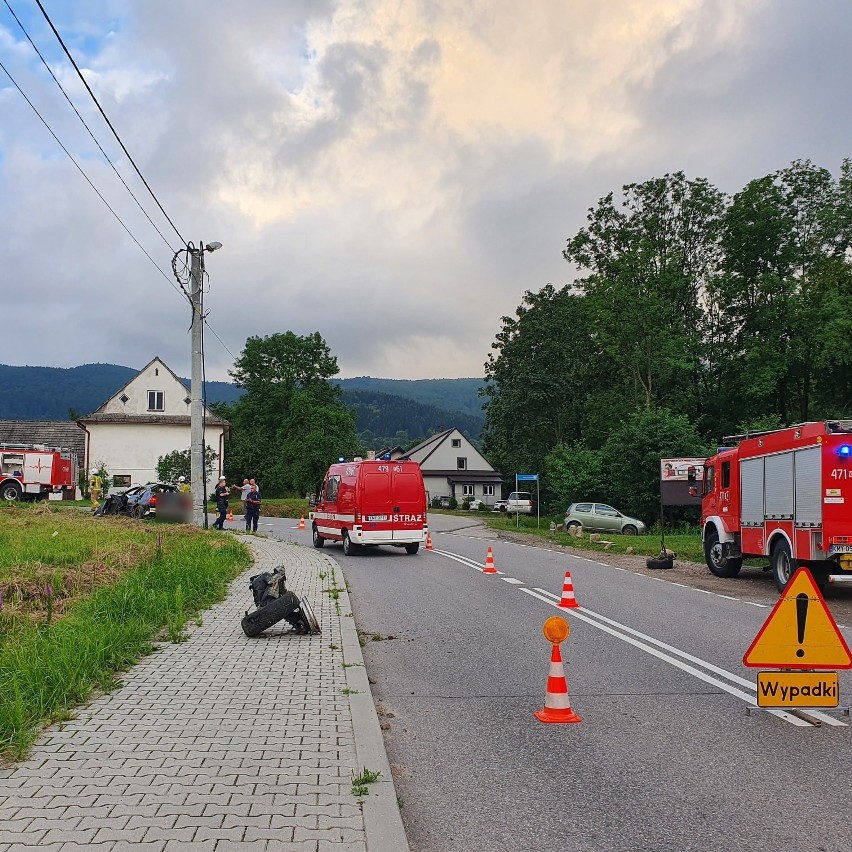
402;427;496;473
79;356;227;426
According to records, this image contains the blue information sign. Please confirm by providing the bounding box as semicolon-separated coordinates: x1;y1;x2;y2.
516;474;538;481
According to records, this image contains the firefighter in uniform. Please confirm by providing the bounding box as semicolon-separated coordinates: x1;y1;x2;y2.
89;468;103;509
178;476;190;493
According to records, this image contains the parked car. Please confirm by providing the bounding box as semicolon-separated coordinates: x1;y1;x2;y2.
493;499;508;512
564;502;646;535
506;491;535;515
124;482;179;519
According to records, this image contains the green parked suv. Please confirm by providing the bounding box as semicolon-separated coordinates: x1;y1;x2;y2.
564;502;646;535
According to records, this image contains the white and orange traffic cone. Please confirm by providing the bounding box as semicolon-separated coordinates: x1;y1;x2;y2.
483;546;498;574
227;509;234;522
535;616;582;724
558;570;579;609
298;515;305;530
425;532;434;551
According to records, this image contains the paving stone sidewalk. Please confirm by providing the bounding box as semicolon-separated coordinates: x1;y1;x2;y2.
0;535;408;852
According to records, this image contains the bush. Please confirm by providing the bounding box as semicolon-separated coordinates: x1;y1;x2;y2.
448;497;458;509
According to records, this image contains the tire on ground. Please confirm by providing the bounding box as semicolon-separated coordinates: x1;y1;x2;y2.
646;555;674;570
241;591;302;637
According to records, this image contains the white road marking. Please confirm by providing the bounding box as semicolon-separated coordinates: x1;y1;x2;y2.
431;542;849;726
521;587;813;728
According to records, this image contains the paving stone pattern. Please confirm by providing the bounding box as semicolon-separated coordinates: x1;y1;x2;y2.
0;536;374;851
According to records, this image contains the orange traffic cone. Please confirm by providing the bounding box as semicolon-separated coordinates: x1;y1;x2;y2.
483;546;498;574
227;509;234;522
558;570;579;609
425;532;434;551
535;642;582;724
298;515;305;530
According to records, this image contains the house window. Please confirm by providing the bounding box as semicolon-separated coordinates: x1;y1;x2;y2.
451;439;461;448
457;457;467;470
147;391;164;411
483;484;494;496
462;484;475;496
113;474;132;488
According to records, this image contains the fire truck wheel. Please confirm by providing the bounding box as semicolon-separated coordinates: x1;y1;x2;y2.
1;480;23;501
342;530;359;556
312;525;325;548
771;539;795;592
704;529;742;578
404;543;420;555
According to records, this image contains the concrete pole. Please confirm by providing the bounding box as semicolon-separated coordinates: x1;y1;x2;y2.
189;247;206;528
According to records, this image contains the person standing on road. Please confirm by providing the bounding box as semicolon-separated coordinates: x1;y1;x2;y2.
239;478;251;520
178;476;190;493
245;481;261;532
213;476;232;529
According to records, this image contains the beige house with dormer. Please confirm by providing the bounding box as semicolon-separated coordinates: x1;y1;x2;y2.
77;357;229;491
398;427;502;507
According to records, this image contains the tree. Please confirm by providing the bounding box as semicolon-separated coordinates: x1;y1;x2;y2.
598;408;707;524
220;332;359;497
482;285;595;477
156;446;218;486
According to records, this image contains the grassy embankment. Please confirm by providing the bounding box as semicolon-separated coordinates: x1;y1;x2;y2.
0;503;251;762
436;509;706;562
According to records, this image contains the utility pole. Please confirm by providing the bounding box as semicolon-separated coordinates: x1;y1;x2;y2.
189;246;205;528
188;240;222;528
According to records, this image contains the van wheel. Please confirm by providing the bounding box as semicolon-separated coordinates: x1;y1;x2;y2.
241;591;301;637
772;539;795;592
404;543;419;555
704;529;742;578
342;530;359;556
312;524;325;548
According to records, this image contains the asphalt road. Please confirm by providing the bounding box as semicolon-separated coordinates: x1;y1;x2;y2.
264;513;852;852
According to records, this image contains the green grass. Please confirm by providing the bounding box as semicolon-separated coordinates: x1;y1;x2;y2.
481;513;706;562
0;503;251;761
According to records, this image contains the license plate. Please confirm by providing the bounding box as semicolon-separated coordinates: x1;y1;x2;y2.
366;514;387;522
830;544;852;554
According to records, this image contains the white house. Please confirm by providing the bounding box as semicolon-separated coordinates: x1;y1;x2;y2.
77;357;229;491
399;428;502;507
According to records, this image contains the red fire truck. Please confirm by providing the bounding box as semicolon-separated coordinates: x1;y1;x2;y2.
694;421;852;591
311;458;428;555
0;444;79;501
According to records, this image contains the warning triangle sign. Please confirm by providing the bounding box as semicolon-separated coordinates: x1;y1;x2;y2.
744;567;852;669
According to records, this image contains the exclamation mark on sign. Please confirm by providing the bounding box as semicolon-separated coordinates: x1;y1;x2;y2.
796;592;809;658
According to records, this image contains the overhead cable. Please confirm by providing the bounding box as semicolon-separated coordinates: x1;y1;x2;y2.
34;0;187;247
0;57;190;304
2;0;179;255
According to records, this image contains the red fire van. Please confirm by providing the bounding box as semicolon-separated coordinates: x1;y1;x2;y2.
311;459;428;555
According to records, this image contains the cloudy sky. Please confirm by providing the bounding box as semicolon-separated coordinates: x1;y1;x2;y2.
1;0;850;381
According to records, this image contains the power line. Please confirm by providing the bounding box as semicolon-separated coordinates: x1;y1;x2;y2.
0;57;190;304
34;0;187;247
2;0;179;255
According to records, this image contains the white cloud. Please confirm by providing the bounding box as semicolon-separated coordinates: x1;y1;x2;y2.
0;0;849;381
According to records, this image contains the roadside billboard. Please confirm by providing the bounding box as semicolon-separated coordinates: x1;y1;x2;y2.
660;457;705;506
